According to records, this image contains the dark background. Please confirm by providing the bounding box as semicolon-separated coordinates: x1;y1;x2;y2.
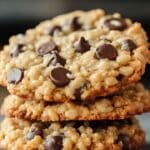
0;0;149;149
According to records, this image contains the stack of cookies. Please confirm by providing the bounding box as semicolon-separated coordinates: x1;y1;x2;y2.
0;9;149;150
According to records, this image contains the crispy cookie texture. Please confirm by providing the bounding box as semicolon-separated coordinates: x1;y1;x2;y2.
0;9;149;102
0;117;145;150
1;83;150;121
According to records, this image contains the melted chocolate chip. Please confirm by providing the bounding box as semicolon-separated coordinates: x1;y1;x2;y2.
37;41;58;56
50;67;71;87
74;37;90;53
118;134;131;150
120;39;137;52
49;52;66;66
95;44;118;60
10;44;25;57
104;18;127;31
7;68;24;84
44;135;63;150
26;123;43;140
71;17;82;31
47;25;62;36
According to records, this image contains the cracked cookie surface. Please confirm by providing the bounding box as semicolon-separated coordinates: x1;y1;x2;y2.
1;83;150;121
0;9;149;102
0;117;145;150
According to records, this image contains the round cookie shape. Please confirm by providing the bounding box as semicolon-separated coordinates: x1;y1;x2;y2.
0;118;145;150
0;10;149;102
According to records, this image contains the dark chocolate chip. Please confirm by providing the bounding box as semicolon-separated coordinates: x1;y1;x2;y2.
47;25;62;36
44;135;63;150
50;67;71;87
104;18;127;31
26;123;43;140
120;39;137;52
37;41;58;56
74;37;91;53
10;44;25;57
49;52;66;66
71;17;82;31
117;134;131;150
95;44;118;60
7;68;24;84
74;88;82;100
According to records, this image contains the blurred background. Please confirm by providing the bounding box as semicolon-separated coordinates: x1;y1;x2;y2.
0;0;149;149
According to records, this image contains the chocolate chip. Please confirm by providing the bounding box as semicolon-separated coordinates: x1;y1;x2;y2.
74;88;82;100
50;67;71;87
7;68;24;84
71;17;82;31
49;52;66;66
37;41;58;56
47;25;62;36
44;135;63;150
104;18;127;31
120;39;137;52
26;123;43;140
10;44;25;57
95;44;118;60
74;37;90;53
117;134;131;150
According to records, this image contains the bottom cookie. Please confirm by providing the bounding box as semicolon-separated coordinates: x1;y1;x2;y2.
0;118;145;150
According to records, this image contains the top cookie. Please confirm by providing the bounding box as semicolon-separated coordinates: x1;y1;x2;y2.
0;9;149;102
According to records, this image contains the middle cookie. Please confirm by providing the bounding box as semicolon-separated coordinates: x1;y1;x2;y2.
1;83;150;122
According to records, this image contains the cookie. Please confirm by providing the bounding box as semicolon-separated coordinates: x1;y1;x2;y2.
0;117;145;150
0;10;149;102
1;83;150;121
